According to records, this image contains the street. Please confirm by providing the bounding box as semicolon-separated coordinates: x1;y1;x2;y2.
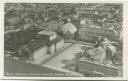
4;57;65;77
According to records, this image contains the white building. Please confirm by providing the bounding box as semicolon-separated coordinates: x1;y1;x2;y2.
18;39;48;61
61;22;77;40
38;31;57;41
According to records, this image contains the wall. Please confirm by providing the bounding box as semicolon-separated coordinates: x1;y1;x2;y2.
55;39;64;51
47;43;56;54
33;45;48;59
49;33;57;41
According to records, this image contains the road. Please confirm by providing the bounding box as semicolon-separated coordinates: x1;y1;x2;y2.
4;57;66;77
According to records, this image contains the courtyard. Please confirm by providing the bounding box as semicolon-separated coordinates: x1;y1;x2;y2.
43;43;92;69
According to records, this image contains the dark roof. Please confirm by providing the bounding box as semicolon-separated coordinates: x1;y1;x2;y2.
22;39;48;53
21;36;63;53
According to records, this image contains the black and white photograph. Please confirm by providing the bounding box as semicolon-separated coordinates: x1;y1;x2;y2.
3;1;125;79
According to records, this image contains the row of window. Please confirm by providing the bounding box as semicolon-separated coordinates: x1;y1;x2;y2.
77;62;119;77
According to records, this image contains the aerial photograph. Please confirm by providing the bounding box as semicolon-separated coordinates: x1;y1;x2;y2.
4;3;123;77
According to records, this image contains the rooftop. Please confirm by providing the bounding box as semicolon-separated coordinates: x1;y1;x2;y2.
21;39;48;53
61;22;77;34
38;31;56;36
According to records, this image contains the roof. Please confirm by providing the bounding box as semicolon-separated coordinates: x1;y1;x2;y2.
61;22;77;34
21;36;63;53
38;31;56;36
23;24;34;30
21;39;48;53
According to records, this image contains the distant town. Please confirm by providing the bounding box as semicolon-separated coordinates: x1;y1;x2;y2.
4;3;123;77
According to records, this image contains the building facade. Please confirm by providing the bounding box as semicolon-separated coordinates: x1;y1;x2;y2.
18;39;48;61
75;57;122;77
18;31;64;60
55;38;64;51
77;27;119;43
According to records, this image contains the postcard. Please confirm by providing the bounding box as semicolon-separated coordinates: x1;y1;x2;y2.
0;0;128;80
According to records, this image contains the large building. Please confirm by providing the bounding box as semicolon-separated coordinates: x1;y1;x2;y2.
75;57;122;77
77;27;119;43
18;39;48;61
18;30;64;60
37;30;64;54
75;40;121;77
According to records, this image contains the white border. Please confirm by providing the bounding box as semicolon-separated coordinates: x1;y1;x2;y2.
0;0;128;80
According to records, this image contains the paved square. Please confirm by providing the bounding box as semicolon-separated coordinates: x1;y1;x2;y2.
44;43;92;68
